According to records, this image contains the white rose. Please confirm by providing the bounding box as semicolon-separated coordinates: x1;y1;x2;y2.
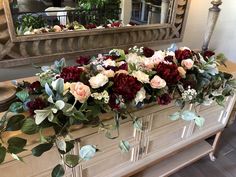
102;69;115;78
135;87;146;105
96;65;105;71
89;73;109;89
151;50;165;65
126;53;140;64
132;70;150;83
102;59;116;67
181;59;194;70
144;58;155;69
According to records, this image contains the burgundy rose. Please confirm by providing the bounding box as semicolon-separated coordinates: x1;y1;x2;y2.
58;66;85;82
111;22;121;28
76;56;90;65
175;49;192;61
157;93;172;105
118;63;128;71
85;24;97;29
28;81;41;94
113;73;142;101
27;97;48;115
143;47;155;57
204;50;215;59
156;62;181;85
164;56;174;62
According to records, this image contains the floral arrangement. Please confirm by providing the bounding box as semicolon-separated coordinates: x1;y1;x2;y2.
0;45;235;177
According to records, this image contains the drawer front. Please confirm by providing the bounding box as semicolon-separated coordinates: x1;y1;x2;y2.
146;120;187;155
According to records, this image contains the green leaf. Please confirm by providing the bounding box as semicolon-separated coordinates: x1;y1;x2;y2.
133;119;143;131
195;116;205;127
52;78;64;95
34;109;52;125
64;154;79;167
6;115;25;131
73;111;88;121
181;110;196;121
215;95;225;107
21;119;39;135
7;137;27;154
9;102;24;113
79;145;96;160
58;141;74;154
51;164;65;177
169;112;180;121
0;145;6;164
56;139;66;152
31;143;53;157
16;90;29;102
119;140;130;153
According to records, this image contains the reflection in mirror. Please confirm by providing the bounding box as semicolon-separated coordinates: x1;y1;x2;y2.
10;0;173;35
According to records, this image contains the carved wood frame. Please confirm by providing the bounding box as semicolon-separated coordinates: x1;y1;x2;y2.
0;0;191;67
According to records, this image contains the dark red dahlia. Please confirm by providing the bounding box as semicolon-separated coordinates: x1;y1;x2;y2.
85;24;97;29
27;97;48;115
143;47;155;57
156;62;181;85
204;50;215;59
164;56;174;62
27;81;41;94
175;49;192;61
58;66;84;82
157;93;172;105
111;22;121;28
113;73;142;101
118;63;128;71
76;56;90;65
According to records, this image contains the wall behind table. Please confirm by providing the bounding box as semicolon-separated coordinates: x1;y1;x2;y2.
1;0;236;81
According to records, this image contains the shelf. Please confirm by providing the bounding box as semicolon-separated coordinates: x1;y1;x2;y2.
133;140;213;177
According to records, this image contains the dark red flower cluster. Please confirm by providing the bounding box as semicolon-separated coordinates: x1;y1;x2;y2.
175;49;192;61
118;63;128;71
164;56;174;62
157;93;172;105
59;66;84;82
113;73;142;101
27;97;48;115
143;47;154;57
76;56;90;65
156;63;181;85
85;24;97;29
27;81;41;94
204;50;215;59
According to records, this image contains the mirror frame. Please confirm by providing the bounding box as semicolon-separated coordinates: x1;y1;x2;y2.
0;0;191;67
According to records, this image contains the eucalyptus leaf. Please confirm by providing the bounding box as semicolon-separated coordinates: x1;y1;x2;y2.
21;119;39;135
55;100;65;110
45;83;54;96
0;146;6;164
64;154;79;167
119;140;130;153
52;78;64;95
16;90;29;102
169;112;180;121
181;110;196;121
6;115;25;131
79;145;96;160
9;102;24;113
51;164;65;177
31;143;53;157
195;116;205;127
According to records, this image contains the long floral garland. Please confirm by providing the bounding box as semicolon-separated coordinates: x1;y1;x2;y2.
0;45;235;177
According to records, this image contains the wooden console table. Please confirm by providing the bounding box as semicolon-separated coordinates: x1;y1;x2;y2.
0;61;236;177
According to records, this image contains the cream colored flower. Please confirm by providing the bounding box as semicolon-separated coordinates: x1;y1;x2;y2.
53;25;62;32
151;50;165;65
102;69;115;78
63;82;71;95
102;59;116;67
150;75;166;89
89;73;109;89
132;70;150;83
135;87;146;105
178;67;186;78
115;70;129;75
181;59;194;70
70;82;91;103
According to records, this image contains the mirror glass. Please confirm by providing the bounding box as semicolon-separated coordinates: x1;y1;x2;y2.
10;0;174;35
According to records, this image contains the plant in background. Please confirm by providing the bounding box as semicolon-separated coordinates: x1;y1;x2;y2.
0;45;235;177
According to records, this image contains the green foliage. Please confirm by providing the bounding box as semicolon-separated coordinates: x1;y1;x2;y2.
16;90;29;102
17;14;46;30
7;137;27;154
9;102;24;113
32;143;53;157
65;154;80;167
51;164;65;177
21;119;39;135
6;115;25;131
0;144;6;164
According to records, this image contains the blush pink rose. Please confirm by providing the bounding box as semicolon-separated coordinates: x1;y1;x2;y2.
150;75;166;89
181;59;194;70
70;82;91;103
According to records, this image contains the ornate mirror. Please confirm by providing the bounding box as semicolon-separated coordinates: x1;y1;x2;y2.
0;0;191;67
